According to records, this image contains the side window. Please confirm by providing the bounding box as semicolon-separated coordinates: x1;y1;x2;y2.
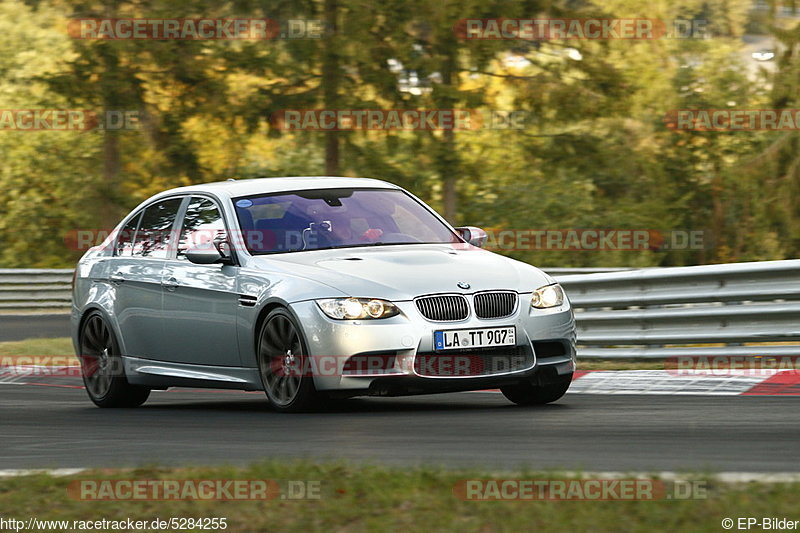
131;198;183;258
115;211;142;257
177;197;226;258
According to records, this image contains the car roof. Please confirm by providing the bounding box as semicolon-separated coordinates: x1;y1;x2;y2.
159;176;400;199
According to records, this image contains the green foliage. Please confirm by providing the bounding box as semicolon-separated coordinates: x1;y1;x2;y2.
0;0;796;267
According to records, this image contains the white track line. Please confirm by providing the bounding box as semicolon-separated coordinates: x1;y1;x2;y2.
573;471;800;483
0;468;796;483
0;468;85;478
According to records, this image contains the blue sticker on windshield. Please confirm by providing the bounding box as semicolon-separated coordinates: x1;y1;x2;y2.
236;199;253;208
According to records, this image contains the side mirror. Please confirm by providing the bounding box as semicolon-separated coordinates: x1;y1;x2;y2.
185;237;233;265
185;242;223;264
455;226;488;248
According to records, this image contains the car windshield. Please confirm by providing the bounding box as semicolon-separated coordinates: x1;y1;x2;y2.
233;188;461;254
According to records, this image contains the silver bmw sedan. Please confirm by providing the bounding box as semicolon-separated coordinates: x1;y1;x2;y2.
71;177;576;412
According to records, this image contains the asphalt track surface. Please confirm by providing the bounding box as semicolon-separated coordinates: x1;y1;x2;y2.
1;384;798;472
0;314;70;342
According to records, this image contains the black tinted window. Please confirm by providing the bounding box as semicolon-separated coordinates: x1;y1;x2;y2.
132;198;183;258
115;211;142;257
178;197;226;257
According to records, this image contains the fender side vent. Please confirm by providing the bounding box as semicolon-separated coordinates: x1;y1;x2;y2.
238;295;258;307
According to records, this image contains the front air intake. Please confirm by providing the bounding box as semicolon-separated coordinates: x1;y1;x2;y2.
415;295;470;322
474;291;518;319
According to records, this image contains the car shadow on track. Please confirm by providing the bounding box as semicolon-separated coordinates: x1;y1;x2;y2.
134;391;573;415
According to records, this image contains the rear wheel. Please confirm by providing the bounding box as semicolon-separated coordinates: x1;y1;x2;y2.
79;312;150;408
257;308;323;413
501;373;572;405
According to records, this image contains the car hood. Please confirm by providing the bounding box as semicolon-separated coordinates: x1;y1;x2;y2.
250;244;552;301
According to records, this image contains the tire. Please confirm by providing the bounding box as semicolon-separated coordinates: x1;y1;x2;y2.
501;373;572;406
78;311;150;408
256;308;323;413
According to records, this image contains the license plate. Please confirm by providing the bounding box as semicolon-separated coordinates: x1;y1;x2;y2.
434;326;516;351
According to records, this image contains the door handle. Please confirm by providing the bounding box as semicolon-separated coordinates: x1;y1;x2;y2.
162;277;179;291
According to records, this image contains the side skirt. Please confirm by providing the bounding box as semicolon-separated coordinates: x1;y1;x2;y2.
123;356;263;391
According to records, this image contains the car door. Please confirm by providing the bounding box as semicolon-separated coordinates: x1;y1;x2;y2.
110;196;185;359
159;195;241;367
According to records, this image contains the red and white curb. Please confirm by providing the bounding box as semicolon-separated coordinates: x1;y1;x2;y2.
0;366;80;383
2;366;800;396
568;370;800;396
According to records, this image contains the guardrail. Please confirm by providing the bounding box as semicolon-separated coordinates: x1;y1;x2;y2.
0;269;73;312
556;259;800;359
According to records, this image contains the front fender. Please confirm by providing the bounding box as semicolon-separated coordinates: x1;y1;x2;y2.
235;268;346;369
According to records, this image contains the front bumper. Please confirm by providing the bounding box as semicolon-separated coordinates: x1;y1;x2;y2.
290;295;576;394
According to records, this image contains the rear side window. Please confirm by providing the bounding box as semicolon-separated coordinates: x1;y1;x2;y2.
177;197;226;258
131;198;184;258
115;211;142;257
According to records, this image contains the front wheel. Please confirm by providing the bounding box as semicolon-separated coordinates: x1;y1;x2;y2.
78;311;150;408
257;308;324;413
501;373;572;405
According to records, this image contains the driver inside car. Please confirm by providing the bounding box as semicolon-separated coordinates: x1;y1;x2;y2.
304;205;384;249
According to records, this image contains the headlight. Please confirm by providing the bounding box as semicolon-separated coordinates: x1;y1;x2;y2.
317;298;400;320
530;284;564;309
